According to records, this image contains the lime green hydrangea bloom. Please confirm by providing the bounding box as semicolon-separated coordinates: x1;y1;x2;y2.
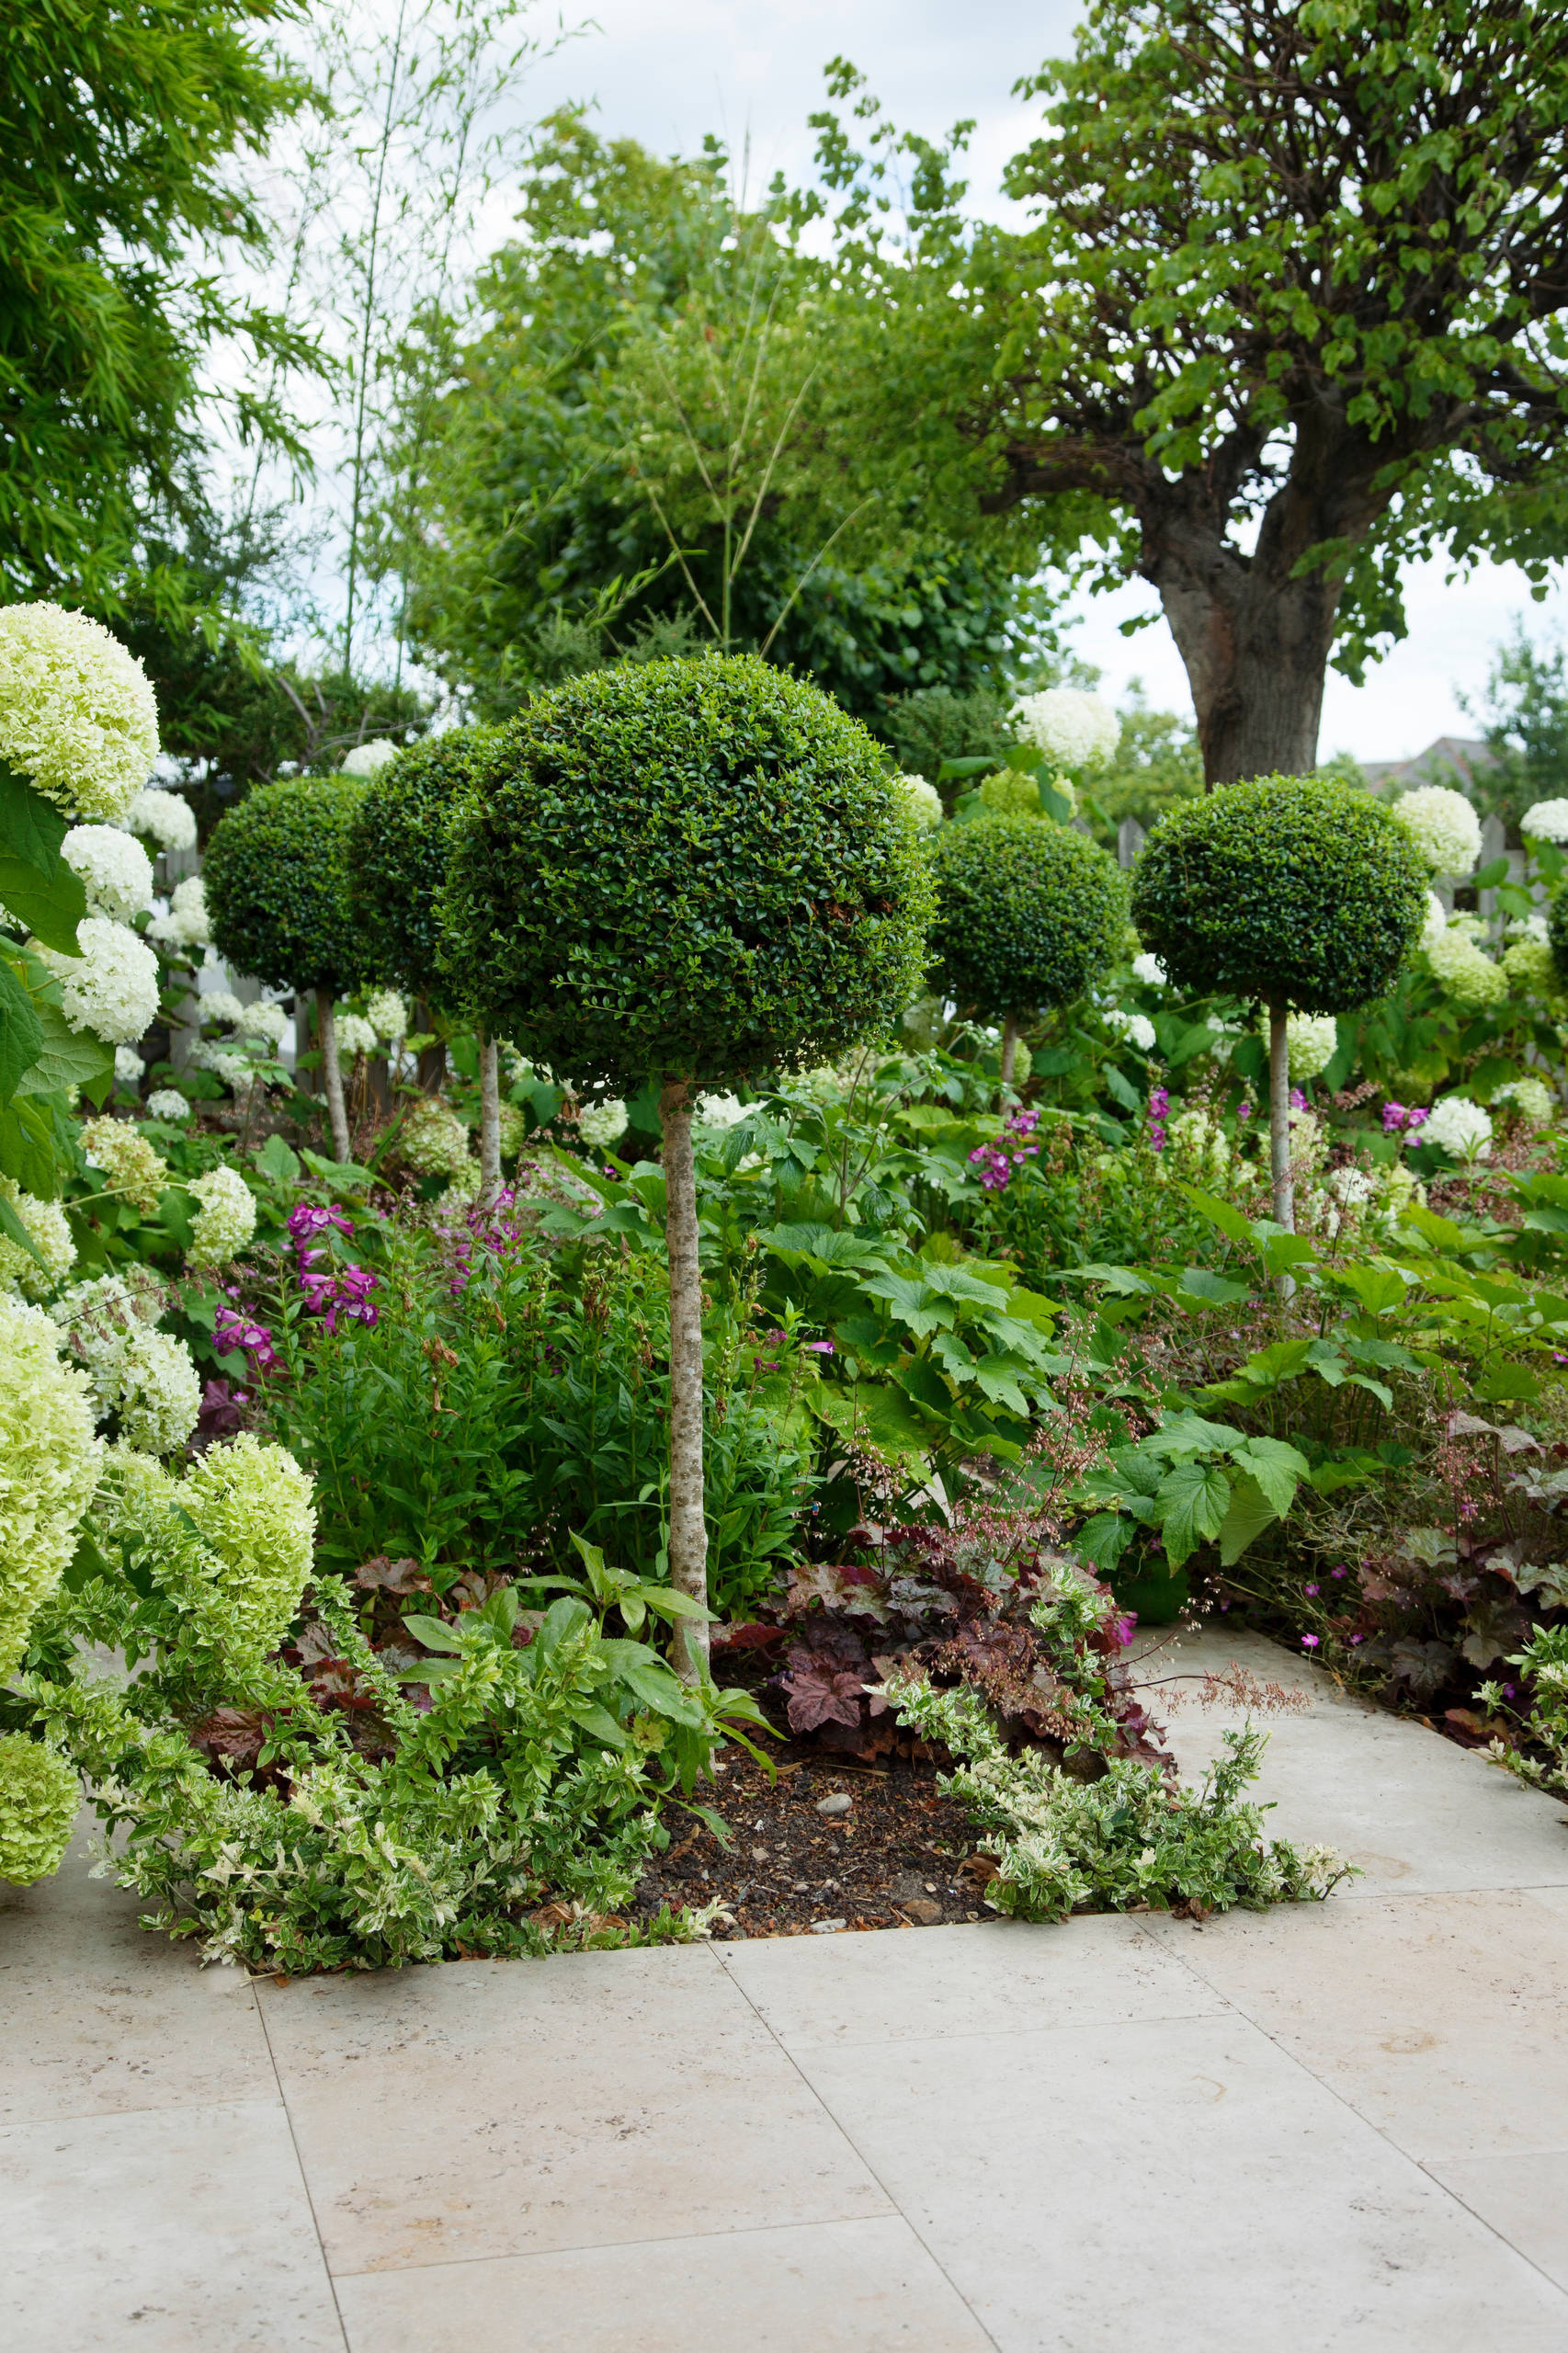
0;1176;75;1298
182;1434;316;1665
0;604;157;824
0;1299;102;1675
0;1736;81;1883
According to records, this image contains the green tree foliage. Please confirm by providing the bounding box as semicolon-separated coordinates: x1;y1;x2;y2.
880;684;1021;788
1470;625;1568;835
348;728;496;1006
205;778;368;998
0;0;312;608
1084;686;1206;844
811;10;1568;783
392;113;1047;722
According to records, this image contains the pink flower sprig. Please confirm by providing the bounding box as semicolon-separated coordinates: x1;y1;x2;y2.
1381;1101;1429;1135
213;1305;279;1371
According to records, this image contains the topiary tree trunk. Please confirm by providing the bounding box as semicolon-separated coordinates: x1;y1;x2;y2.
1267;999;1293;1234
316;987;351;1164
1000;1011;1022;1087
659;1077;710;1682
478;1029;501;1200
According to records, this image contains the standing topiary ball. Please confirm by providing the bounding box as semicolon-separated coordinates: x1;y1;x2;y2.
439;654;934;1667
1131;773;1426;1229
929;815;1127;1081
205;778;367;1162
1546;884;1568;993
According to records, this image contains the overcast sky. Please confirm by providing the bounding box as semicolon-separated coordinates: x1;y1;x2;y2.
449;0;1568;760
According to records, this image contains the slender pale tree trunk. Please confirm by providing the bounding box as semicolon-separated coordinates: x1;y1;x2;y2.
1000;1012;1021;1088
316;987;351;1165
415;998;446;1095
659;1077;709;1682
478;1029;501;1200
1268;1001;1296;1292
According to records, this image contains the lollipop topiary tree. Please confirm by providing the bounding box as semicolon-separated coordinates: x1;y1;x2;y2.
439;654;934;1674
205;778;366;1163
1131;774;1426;1233
347;728;502;1187
929;815;1127;1084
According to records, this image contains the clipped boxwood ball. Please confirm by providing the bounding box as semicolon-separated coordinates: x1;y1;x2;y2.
1131;773;1427;1013
348;726;497;1006
1548;883;1568;989
438;654;935;1090
205;777;367;994
929;814;1127;1019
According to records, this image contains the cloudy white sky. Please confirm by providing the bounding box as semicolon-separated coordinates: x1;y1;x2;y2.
359;0;1568;761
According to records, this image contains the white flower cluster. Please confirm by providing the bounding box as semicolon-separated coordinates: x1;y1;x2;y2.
495;1101;528;1159
1419;892;1449;952
695;1091;748;1130
187;1038;255;1094
126;785;198;853
1522;799;1568;844
147;875;210;952
0;604;157;824
341;738;401;777
78;1115;168;1213
199;989;247;1029
1506;910;1550;946
1494;1076;1555;1126
367;988;407;1042
144;1088;189;1124
35;914;160;1044
897;772;944;830
0;1176;75;1298
578;1097;630;1149
238;1000;289;1047
1426;925;1507;1006
1501;937;1557;997
62;824;153;921
1423;1094;1494;1163
1103;1006;1156;1051
187;1165;257;1268
1131;951;1166;987
334;1010;379;1060
51;1272;199;1453
0;1296;102;1675
115;1044;145;1086
1010;688;1120;771
1393;785;1482;876
1265;1010;1337;1082
400;1097;472;1177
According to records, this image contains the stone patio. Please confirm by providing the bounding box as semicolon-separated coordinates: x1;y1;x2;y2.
6;1628;1568;2350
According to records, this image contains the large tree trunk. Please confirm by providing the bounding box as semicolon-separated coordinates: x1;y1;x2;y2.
315;987;351;1165
477;1029;501;1201
659;1078;710;1682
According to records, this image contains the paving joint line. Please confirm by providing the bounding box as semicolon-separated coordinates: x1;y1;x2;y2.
250;1980;355;2353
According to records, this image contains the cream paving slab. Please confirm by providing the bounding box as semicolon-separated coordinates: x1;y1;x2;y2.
335;2214;997;2353
0;1829;274;2125
1424;2148;1568;2295
791;2011;1568;2353
1;2097;346;2353
722;1915;1223;2052
1145;1888;1568;2164
1132;1625;1568;1894
258;1943;892;2274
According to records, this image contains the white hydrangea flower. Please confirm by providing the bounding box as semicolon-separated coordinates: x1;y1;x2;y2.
238;1000;288;1047
334;1011;379;1060
62;824;153;921
0;1176;75;1298
1426;926;1508;1006
1131;952;1167;987
144;1088;189;1124
1010;688;1120;770
78;1115;167;1212
366;987;407;1042
1281;1011;1337;1081
34;915;160;1043
341;739;401;777
181;1434;316;1665
1494;1075;1554;1125
1419;892;1449;952
400;1097;472;1177
1501;937;1557;996
58;1285;199;1454
578;1097;630;1149
189;1040;255;1095
0;603;158;824
1423;1094;1494;1162
114;1044;145;1086
148;874;210;951
1521;798;1568;845
50;1267;165;1345
1506;910;1551;945
1328;1165;1377;1210
1104;1007;1156;1051
0;1293;102;1676
1393;785;1483;876
126;785;198;853
199;989;247;1030
187;1165;257;1268
694;1091;748;1130
897;772;944;830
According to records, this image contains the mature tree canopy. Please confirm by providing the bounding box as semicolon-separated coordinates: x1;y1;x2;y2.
812;6;1568;783
0;0;310;609
392;113;1053;723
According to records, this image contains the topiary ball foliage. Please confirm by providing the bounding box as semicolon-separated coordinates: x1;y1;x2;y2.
205;777;367;994
347;727;497;1005
1131;774;1427;1013
1548;883;1568;989
928;814;1127;1019
437;654;935;1090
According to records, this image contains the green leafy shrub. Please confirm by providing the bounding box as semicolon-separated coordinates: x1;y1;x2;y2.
348;727;495;1006
928;815;1126;1076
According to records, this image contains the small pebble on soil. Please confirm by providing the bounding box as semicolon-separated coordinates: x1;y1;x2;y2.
631;1746;993;1938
